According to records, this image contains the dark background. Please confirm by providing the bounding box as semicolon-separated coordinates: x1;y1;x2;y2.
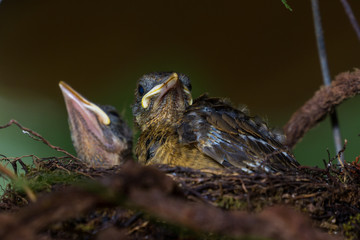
0;0;359;166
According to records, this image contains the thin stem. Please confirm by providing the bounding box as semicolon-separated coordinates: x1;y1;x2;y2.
0;119;80;161
311;0;344;165
340;0;360;41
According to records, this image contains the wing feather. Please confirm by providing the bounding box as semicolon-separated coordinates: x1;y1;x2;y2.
178;95;299;172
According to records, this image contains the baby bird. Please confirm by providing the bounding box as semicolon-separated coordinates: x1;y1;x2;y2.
59;81;133;168
132;72;299;172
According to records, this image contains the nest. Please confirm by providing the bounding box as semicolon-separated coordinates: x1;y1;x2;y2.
0;150;358;240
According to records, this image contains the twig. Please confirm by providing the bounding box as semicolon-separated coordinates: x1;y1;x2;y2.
340;0;360;41
311;0;344;165
0;119;80;161
0;164;36;202
1;155;39;174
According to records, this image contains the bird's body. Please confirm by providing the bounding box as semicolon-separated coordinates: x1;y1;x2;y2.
137;123;222;169
59;82;133;168
133;72;299;172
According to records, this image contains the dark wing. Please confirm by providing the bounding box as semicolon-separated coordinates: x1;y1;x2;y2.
177;95;299;172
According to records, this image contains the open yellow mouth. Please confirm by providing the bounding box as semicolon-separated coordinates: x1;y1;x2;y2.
59;81;111;125
141;73;193;109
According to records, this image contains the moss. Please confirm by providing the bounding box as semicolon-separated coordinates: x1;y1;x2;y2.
216;195;248;210
343;213;360;240
13;168;88;194
147;215;271;240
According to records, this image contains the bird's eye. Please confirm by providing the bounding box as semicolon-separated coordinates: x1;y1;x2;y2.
108;110;119;118
138;85;145;96
187;83;192;91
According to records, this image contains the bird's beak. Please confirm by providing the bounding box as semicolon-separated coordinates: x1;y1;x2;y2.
59;81;111;144
59;81;111;125
141;73;193;108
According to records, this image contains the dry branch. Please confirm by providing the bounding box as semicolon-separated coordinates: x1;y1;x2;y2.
284;69;360;148
0;119;80;160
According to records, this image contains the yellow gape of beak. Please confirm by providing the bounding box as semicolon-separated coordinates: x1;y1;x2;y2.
59;81;111;125
141;73;193;108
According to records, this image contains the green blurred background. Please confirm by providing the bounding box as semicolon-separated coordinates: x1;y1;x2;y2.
0;0;359;167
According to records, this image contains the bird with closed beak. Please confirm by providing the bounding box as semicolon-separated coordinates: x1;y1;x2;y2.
132;72;299;172
59;81;133;168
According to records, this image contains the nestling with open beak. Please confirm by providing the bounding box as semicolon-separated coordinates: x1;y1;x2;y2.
132;72;299;172
59;81;133;168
